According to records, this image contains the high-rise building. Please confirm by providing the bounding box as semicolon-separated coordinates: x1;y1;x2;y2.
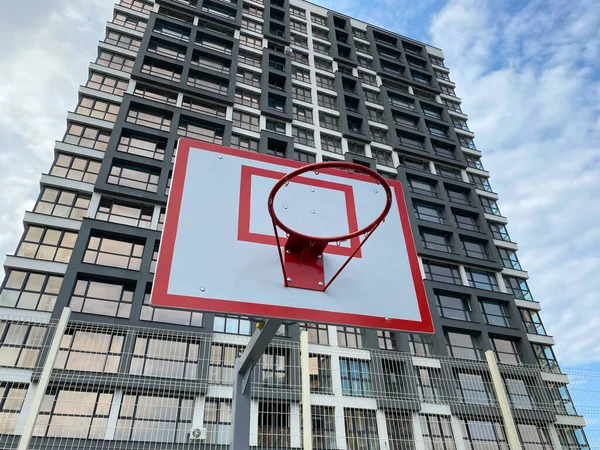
0;0;589;448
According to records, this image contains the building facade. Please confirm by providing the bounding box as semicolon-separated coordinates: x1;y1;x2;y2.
0;0;590;448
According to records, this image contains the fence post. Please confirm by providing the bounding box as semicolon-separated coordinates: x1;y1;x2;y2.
485;350;523;450
17;307;70;450
300;330;312;450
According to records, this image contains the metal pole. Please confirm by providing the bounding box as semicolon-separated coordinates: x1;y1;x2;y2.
485;350;523;450
231;319;284;450
300;330;312;450
18;307;71;450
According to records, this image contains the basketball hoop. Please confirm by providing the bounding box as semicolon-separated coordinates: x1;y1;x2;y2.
267;161;393;291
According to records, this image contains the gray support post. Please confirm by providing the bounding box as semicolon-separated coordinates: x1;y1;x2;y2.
17;307;71;450
300;330;313;450
231;319;284;450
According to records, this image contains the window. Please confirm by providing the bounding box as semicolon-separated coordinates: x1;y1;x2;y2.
480;300;510;327
159;5;194;23
421;415;455;450
202;1;236;20
292;85;312;102
289;33;307;49
231;134;259;152
191;51;231;73
414;203;444;225
421;229;453;253
403;157;429;172
148;38;186;61
433;144;455;159
126;105;172;131
239;33;262;49
317;92;337;109
204;399;232;445
382;359;404;394
311;13;327;26
337;326;364;348
108;164;159;192
461;420;508;450
457;372;493;404
33;389;113;439
266;119;286;135
300;322;329;344
556;426;590;450
237;69;261;88
242;2;263;17
306;354;332;394
315;74;335;90
289;19;307;34
290;6;306;18
393;112;419;130
0;383;27;435
115;394;193;442
447;189;471;205
312;27;329;40
435;164;462;180
517;424;552;450
295;150;316;163
357;56;373;69
491;337;522;365
489;223;511;241
533;343;559;372
34;187;91;221
465;268;499;291
232;110;260;132
16;226;76;263
0;270;62;311
178;118;224;144
96;50;134;72
520;309;546;335
141;285;203;326
436;292;470;320
462;239;488;260
197;34;233;55
0;322;46;369
292;49;309;65
262;349;287;386
409;178;437;197
408;333;434;356
292;126;315;147
505;378;532;408
292;105;313;124
366;107;384;123
188;71;229;95
445;330;483;360
397;132;423;150
154;20;190;41
105;30;141;51
348;142;365;155
314;57;333;72
423;260;462;284
86;71;129;96
257;402;290;448
312;406;336;449
345;409;379;450
358;72;377;86
76;96;120;123
377;330;396;350
70;279;134;318
458;135;477;149
443;98;462;112
141;58;182;82
498;248;522;270
130;336;198;379
64;123;110;151
267;94;286;112
454;212;478;231
440;84;457;97
503;276;533;300
549;383;577;416
56;328;123;373
319;113;340;131
95;198;152;228
134;84;177;105
241;17;262;33
83;236;143;270
415;367;441;402
209;343;243;384
370;127;389;144
289;67;310;85
469;173;493;192
364;89;381;104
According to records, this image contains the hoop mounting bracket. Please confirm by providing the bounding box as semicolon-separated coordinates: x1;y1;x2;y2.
284;235;327;290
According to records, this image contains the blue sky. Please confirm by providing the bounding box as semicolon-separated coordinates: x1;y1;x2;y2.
0;0;599;387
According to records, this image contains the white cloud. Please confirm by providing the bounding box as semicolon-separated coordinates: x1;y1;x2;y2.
0;1;113;273
429;0;600;366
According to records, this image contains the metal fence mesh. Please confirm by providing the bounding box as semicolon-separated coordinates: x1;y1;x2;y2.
0;312;597;449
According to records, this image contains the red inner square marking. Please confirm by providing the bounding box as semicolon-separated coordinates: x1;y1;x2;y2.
237;165;363;258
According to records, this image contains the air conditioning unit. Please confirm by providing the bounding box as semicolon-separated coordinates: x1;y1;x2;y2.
189;427;206;441
284;46;294;55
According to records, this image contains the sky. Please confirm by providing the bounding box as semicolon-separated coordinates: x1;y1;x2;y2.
0;0;599;370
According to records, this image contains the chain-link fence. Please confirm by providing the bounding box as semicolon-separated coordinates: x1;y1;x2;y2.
0;309;596;449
